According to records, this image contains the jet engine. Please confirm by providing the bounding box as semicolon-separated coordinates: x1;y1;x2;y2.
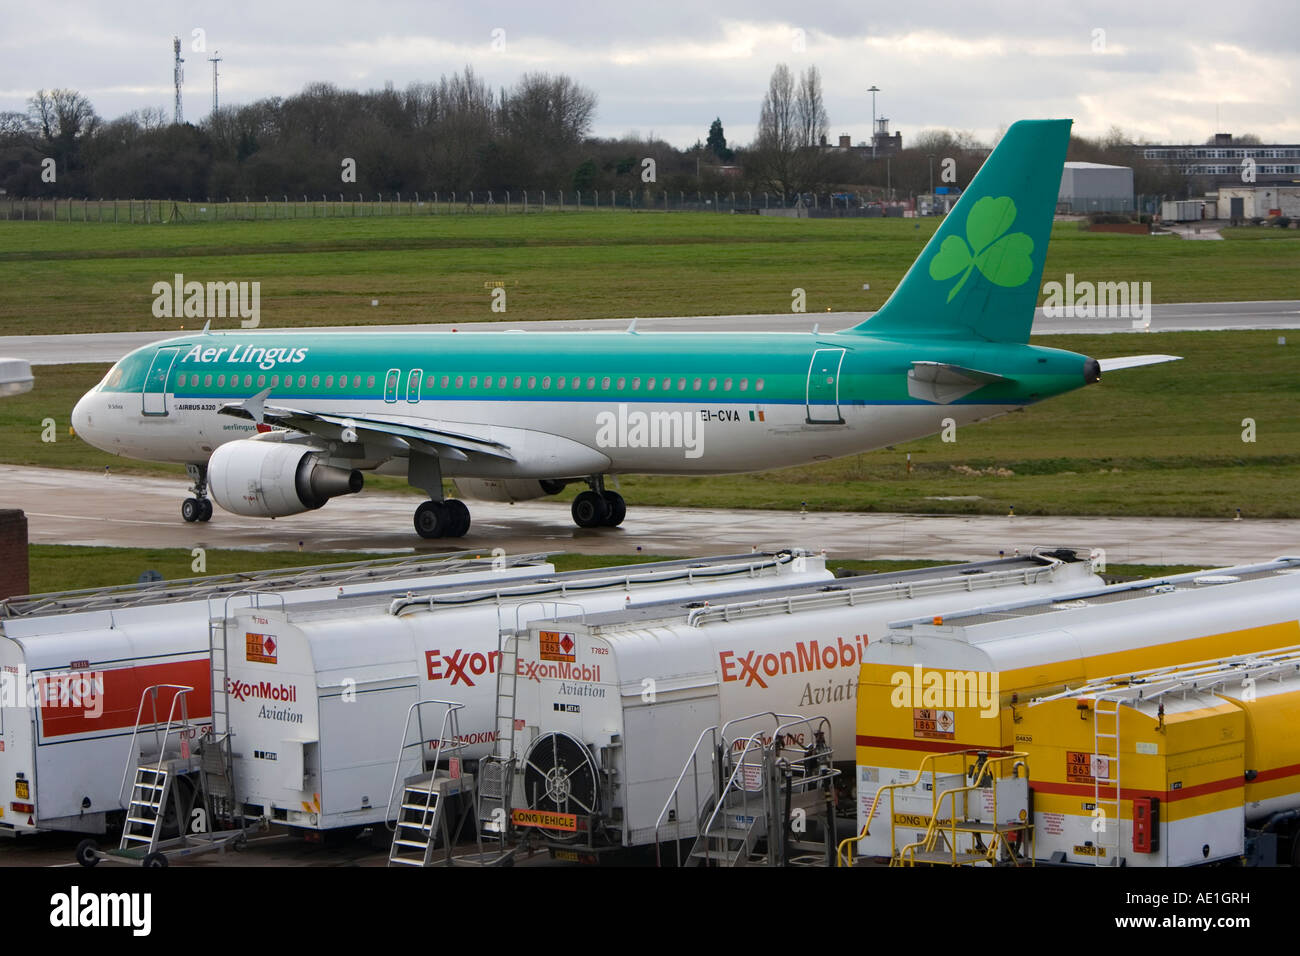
209;439;363;517
452;478;568;503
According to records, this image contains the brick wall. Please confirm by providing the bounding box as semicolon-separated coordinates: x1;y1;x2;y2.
0;510;30;599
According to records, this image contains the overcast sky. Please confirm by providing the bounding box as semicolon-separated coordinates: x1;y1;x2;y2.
2;1;1296;147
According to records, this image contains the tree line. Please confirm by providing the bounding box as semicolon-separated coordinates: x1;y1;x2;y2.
0;65;1189;202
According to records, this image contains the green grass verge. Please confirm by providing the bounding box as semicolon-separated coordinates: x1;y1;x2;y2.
22;544;1201;595
9;328;1294;518
2;215;1297;335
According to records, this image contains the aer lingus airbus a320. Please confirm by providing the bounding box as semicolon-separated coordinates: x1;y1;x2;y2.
72;119;1177;539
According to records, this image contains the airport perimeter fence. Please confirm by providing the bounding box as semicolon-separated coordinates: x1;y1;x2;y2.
0;191;913;224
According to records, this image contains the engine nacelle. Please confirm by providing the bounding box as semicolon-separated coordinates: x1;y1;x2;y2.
209;439;364;517
452;478;567;503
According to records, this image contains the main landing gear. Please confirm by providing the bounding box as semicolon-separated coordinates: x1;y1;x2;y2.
414;498;471;539
571;476;625;529
181;463;213;523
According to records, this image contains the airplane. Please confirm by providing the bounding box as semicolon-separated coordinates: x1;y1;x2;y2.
71;118;1179;539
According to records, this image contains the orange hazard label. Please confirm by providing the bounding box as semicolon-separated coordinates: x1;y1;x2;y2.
912;708;955;740
1067;750;1107;784
539;630;576;663
246;632;278;664
512;808;578;831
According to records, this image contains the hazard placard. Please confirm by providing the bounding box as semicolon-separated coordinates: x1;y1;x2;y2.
1067;750;1107;784
539;630;576;663
912;708;955;740
512;808;578;831
246;632;278;664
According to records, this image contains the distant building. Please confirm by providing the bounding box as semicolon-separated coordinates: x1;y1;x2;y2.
1211;185;1300;221
1058;161;1134;214
818;118;902;157
1137;134;1300;189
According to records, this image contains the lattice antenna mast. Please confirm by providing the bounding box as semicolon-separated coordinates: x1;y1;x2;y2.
209;51;222;116
173;35;185;124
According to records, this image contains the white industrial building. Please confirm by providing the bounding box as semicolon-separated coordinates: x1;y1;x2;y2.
1058;161;1134;214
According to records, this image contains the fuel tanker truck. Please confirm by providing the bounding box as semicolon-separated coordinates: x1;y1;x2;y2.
495;549;1104;855
0;552;550;835
219;549;834;834
847;557;1300;865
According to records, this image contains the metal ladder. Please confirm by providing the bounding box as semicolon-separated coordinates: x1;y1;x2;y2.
476;623;521;843
386;699;477;867
118;685;197;854
1092;696;1122;866
657;713;838;867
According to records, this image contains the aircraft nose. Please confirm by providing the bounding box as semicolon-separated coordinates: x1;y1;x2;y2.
71;392;94;442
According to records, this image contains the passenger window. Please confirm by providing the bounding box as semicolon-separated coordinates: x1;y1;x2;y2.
572;377;581;390
296;375;305;388
587;377;596;389
755;378;765;391
646;377;656;391
440;376;449;388
677;378;686;390
366;375;375;388
257;375;266;387
245;375;254;388
310;375;319;388
325;375;333;388
455;375;464;388
616;377;626;390
528;376;536;388
602;377;611;390
707;377;717;391
513;376;522;388
542;376;551;389
271;375;279;387
177;373;187;387
631;377;640;390
692;378;701;391
723;378;732;391
663;378;671;391
557;377;566;390
470;376;478;388
483;376;493;389
739;378;748;391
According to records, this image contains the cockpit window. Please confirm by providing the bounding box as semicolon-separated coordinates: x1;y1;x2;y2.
101;364;124;391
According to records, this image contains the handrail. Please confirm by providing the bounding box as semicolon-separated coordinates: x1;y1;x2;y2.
653;725;719;866
896;751;1029;867
384;698;468;829
117;684;195;810
693;731;768;866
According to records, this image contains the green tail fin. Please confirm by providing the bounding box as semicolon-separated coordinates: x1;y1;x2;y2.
846;118;1072;344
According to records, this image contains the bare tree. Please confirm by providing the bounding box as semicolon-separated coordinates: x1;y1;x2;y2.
795;66;828;148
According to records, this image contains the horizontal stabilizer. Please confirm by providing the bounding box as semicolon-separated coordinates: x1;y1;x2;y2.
908;361;1008;404
1097;354;1182;372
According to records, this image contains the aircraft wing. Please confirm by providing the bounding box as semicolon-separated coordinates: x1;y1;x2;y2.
218;399;516;462
1097;354;1182;372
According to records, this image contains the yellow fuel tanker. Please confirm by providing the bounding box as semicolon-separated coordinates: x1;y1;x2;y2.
849;559;1300;865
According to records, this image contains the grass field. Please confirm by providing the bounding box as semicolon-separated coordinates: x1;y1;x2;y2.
4;327;1295;518
1;214;1297;335
20;543;1200;595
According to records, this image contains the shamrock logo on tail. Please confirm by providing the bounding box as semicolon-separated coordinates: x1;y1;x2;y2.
928;196;1035;302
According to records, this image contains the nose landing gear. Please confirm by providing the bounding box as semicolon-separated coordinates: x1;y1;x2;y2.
181;463;213;523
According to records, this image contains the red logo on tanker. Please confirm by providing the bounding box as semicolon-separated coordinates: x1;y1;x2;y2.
246;632;277;665
718;635;867;688
425;648;501;687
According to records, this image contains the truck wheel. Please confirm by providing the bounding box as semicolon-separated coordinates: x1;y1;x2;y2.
75;839;100;867
142;851;169;868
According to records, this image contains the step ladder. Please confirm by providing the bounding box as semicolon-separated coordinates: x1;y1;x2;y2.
658;713;839;867
385;699;480;867
1092;696;1122;867
389;771;470;866
120;766;172;853
881;750;1035;867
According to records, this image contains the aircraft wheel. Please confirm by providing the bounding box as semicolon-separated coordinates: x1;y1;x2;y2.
414;501;446;539
442;499;471;538
198;499;213;522
181;498;202;523
602;491;626;527
571;491;609;528
142;851;169;868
